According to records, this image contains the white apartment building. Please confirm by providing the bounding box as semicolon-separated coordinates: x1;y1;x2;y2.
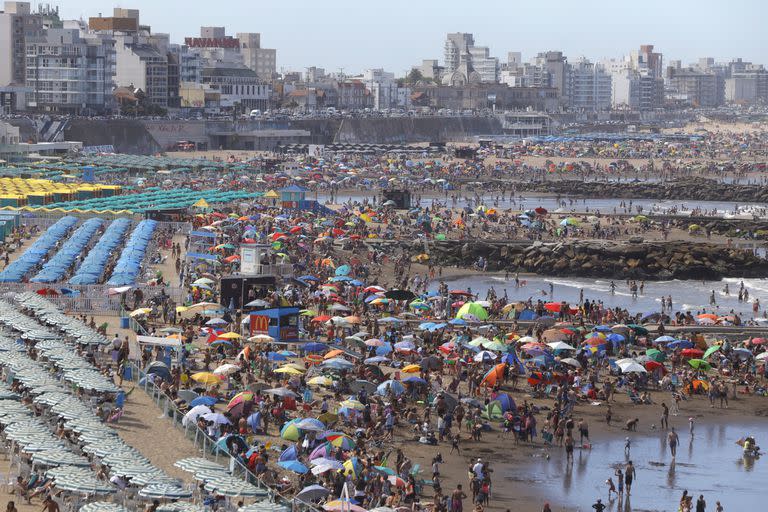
114;35;169;108
24;25;115;113
237;32;276;79
0;1;43;87
362;68;410;110
565;58;612;111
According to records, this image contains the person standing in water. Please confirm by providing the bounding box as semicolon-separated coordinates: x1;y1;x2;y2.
624;461;636;496
668;427;679;457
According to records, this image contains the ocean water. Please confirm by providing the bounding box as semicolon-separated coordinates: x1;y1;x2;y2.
500;420;768;512
437;275;768;320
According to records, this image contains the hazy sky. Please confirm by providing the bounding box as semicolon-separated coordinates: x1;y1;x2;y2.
57;0;767;73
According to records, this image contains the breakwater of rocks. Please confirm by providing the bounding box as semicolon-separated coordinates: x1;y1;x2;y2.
424;240;768;280
516;178;768;202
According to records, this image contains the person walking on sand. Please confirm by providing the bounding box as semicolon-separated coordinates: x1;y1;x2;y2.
668;427;679;457
661;402;669;429
624;461;636;496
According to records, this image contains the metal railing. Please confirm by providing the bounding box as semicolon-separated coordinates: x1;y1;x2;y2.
1;282;184;315
128;362;322;512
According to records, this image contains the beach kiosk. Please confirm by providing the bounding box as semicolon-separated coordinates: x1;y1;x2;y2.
248;306;300;342
279;185;307;209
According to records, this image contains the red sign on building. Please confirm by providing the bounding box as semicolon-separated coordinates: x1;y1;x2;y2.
184;37;240;49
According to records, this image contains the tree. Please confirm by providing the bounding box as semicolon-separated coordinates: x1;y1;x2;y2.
405;69;424;85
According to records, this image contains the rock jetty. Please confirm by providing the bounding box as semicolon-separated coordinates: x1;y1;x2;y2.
425;240;768;280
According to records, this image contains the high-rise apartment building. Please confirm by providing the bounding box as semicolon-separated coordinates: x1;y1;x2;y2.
565;58;612;111
24;23;116;113
0;1;43;86
238;32;276;80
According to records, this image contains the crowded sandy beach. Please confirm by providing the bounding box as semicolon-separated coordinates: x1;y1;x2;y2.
0;117;763;512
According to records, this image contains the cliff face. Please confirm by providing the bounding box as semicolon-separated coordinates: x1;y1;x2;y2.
334;117;504;144
65;119;162;154
425;240;768;280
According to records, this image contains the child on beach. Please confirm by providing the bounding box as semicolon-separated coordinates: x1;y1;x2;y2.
689;417;695;436
606;477;616;499
615;469;624;497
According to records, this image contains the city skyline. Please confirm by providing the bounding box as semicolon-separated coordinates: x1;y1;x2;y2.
55;0;768;73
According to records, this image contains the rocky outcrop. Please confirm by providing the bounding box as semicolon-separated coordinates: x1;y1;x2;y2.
517;178;768;202
425;240;768;280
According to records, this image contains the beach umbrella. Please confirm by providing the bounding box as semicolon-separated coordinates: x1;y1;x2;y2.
646;348;666;362
79;503;131;512
341;458;363;478
296;418;326;431
296;484;331;502
324;501;367;512
456;302;488;321
620;362;647;374
560;357;581;368
139;483;193;499
377;380;405;396
303;342;329;353
644;360;666;373
473;350;497;362
480;364;505;387
339;398;365;410
688;359;711;371
681;348;704;359
182;405;211;427
280;419;303;441
157;504;207;512
191;372;222;386
189;396;217;408
703;346;721;359
213;363;240;376
654;335;676;343
326;433;356;450
308;376;335;387
309;442;333;461
202;413;231;425
246;412;262;432
278;460;308;474
547;341;575;351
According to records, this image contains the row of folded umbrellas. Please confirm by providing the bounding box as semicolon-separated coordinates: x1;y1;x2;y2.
30;218;104;283
15;292;109;346
69;218;133;285
0;216;78;282
36;188;259;214
105;219;157;286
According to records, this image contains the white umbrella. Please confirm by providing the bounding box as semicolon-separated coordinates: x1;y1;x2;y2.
139;483;193;499
559;357;582;368
202;412;231;425
182;405;211;427
248;334;275;343
213;364;240;376
620;362;647;374
547;341;576;351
